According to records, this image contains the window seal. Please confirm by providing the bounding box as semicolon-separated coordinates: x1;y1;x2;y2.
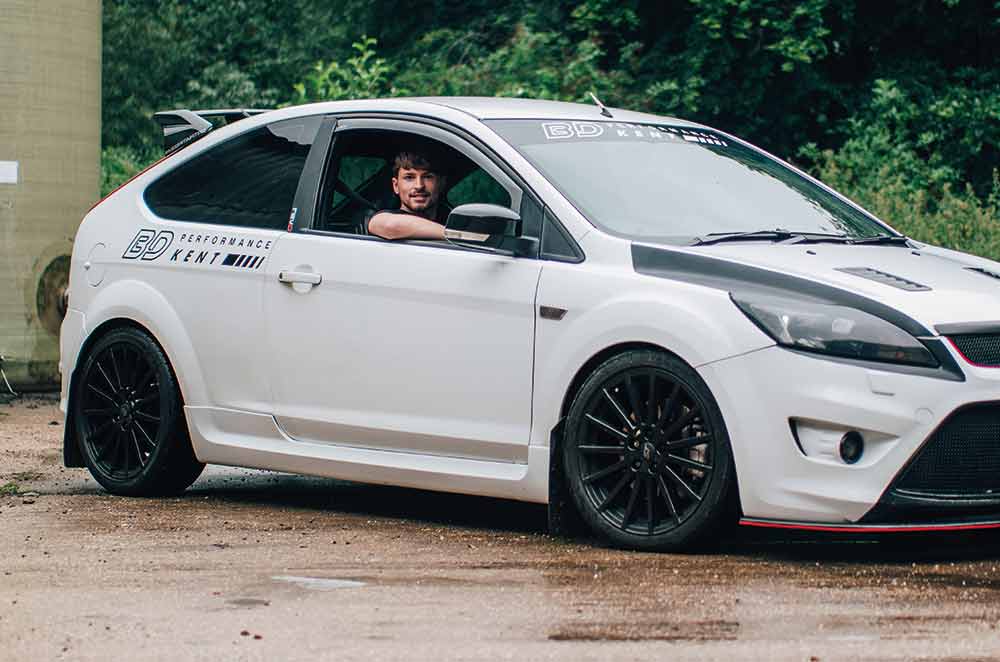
299;227;521;258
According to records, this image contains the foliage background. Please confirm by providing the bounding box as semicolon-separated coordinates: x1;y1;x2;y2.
103;0;999;256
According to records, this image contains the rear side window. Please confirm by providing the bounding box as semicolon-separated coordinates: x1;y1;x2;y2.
144;116;321;229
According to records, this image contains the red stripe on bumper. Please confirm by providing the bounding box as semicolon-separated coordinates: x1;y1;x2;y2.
739;518;1000;533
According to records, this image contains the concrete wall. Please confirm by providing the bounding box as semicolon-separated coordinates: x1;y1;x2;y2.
0;1;101;390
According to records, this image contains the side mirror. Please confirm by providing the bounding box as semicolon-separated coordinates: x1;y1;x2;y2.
445;204;521;252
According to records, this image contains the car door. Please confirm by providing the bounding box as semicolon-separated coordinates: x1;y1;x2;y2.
262;118;541;463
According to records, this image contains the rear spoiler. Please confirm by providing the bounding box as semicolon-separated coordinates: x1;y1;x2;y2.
153;108;271;155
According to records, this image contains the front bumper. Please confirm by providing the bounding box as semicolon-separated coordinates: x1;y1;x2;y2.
699;342;1000;525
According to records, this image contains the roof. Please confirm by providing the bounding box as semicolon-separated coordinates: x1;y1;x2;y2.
411;96;700;127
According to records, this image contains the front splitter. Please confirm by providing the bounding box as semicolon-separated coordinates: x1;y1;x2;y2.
740;517;1000;534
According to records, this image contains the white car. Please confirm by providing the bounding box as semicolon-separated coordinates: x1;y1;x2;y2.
60;97;1000;551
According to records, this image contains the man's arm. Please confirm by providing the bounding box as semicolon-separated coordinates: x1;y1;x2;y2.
368;211;446;240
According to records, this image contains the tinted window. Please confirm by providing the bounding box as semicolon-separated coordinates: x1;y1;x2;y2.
487;119;887;244
145;116;321;229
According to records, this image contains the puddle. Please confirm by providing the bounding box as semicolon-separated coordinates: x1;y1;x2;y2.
227;597;270;608
272;575;367;590
549;619;740;642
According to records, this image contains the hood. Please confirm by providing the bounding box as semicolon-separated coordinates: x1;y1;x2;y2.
634;241;1000;335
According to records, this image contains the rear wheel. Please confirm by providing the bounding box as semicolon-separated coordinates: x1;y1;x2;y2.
563;350;736;551
73;327;204;496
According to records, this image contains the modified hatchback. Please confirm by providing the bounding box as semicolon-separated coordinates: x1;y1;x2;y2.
61;97;1000;551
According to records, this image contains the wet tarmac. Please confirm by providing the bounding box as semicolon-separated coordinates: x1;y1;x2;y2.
4;396;1000;660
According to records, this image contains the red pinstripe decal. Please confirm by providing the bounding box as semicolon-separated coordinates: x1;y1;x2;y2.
739;518;1000;533
947;337;1000;369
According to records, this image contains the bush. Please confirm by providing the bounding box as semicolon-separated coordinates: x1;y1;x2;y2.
801;77;1000;259
812;150;1000;259
101;145;155;198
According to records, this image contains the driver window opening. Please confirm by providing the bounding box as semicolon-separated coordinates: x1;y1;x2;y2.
317;129;513;236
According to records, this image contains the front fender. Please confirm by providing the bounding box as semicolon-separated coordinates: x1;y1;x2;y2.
531;264;772;449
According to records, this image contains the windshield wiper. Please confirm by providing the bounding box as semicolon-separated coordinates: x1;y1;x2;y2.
690;230;796;246
847;233;911;246
690;229;852;246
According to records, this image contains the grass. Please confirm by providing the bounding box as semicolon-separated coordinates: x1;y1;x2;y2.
0;482;20;496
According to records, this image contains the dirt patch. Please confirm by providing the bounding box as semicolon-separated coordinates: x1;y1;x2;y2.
549;619;740;642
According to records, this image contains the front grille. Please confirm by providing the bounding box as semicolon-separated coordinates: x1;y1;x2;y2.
894;404;1000;497
949;334;1000;366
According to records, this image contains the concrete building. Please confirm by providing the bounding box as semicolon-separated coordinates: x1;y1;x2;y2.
0;1;101;391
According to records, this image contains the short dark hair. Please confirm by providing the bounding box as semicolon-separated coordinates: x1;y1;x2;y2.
393;151;437;177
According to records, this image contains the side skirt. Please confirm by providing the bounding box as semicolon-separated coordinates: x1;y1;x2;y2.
185;406;550;504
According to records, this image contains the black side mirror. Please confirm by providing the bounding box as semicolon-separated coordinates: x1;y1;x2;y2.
444;204;538;256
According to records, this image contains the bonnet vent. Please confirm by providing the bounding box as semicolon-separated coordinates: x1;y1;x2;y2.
836;267;931;292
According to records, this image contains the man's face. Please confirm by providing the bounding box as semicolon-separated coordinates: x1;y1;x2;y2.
393;167;442;216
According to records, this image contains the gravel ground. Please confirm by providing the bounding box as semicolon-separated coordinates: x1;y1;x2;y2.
4;395;1000;661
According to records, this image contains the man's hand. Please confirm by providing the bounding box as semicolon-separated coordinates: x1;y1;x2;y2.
368;212;447;240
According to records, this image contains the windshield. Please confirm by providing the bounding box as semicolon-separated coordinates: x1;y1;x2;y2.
487;119;891;244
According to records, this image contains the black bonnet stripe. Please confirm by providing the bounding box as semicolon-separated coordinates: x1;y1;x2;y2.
631;243;933;338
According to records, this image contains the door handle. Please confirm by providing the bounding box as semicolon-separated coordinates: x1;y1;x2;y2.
278;270;322;285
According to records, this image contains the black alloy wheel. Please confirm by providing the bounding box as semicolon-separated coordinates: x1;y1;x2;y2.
73;327;204;496
563;350;735;551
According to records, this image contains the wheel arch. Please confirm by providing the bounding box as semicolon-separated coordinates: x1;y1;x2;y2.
558;341;678;421
63;282;206;467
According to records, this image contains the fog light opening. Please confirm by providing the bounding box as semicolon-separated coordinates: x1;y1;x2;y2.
839;431;864;465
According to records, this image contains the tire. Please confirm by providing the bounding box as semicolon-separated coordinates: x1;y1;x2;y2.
72;327;204;496
562;350;736;552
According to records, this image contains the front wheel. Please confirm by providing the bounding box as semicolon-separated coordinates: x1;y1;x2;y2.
73;327;204;496
563;350;736;551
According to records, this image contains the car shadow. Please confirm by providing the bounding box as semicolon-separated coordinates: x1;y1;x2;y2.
180;467;1000;563
187;469;549;536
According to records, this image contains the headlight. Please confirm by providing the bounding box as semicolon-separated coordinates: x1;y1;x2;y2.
732;294;938;367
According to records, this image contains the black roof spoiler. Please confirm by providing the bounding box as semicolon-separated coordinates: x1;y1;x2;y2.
153;108;272;155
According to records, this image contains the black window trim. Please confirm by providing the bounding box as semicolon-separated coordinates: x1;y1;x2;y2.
289;114;337;233
541;205;585;263
298;111;585;263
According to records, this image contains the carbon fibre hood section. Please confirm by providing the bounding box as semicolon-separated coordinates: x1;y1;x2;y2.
632;243;932;337
632;242;970;380
633;242;1000;331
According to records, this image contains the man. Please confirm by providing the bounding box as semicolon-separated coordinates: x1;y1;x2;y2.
367;151;447;240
